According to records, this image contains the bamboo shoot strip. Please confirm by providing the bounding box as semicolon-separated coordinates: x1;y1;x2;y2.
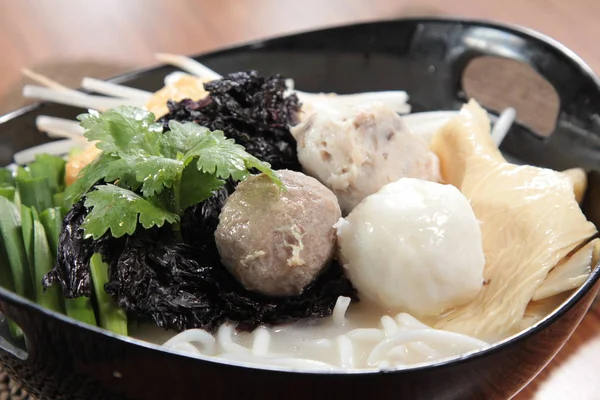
23;85;142;112
154;53;222;80
36;116;87;142
81;77;152;102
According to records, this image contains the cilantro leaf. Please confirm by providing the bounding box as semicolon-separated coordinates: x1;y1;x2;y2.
79;107;163;156
244;156;283;189
178;165;224;213
184;130;282;187
73;106;283;240
164;120;211;156
79;107;182;197
64;153;138;205
81;184;179;240
134;156;184;197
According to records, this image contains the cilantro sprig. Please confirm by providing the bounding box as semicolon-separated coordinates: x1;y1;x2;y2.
65;106;281;240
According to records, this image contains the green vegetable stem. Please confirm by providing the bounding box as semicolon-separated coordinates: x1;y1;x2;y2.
0;167;16;202
64;297;97;326
0;168;14;187
0;238;22;339
20;205;35;284
0;196;34;301
90;253;127;335
39;207;63;257
32;219;64;313
0;187;15;201
38;207;95;323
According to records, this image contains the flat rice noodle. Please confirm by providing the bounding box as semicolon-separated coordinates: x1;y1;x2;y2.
435;156;597;341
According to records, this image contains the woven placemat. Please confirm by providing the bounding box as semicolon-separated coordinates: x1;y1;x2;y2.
0;52;559;399
0;370;35;400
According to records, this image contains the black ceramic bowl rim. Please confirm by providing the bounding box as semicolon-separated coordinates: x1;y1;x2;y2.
1;16;600;376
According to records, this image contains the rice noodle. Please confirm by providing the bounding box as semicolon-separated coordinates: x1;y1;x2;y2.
380;315;398;336
407;341;440;361
81;77;152;102
332;296;351;325
336;335;354;368
163;328;216;355
346;328;385;342
309;338;334;348
252;327;271;356
217;324;251;354
216;353;339;371
395;313;431;330
367;329;488;366
157;298;489;371
169;342;202;355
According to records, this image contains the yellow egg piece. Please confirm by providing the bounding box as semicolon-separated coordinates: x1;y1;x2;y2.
65;142;102;187
146;74;213;118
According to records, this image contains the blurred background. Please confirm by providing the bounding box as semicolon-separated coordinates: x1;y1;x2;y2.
1;0;599;114
1;1;599;399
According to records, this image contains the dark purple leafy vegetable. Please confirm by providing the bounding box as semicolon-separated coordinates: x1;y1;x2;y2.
159;71;302;171
48;198;356;332
180;180;235;248
43;198;123;298
105;227;355;332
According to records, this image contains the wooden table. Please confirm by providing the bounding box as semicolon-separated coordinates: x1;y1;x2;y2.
1;1;599;399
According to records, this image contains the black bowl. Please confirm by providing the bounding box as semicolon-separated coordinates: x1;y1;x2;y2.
2;18;600;400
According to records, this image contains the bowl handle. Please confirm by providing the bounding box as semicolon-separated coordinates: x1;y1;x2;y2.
440;22;600;171
448;24;600;118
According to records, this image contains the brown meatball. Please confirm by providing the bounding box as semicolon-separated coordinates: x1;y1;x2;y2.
215;170;342;297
